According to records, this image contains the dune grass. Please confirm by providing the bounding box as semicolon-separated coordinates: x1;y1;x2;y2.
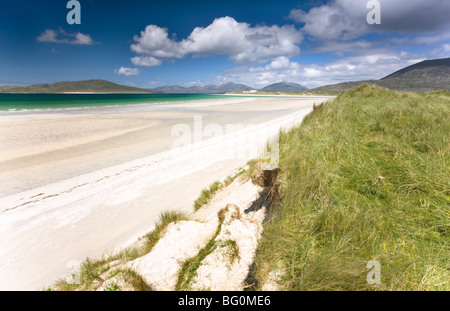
193;181;225;210
141;210;190;255
193;168;247;211
253;84;449;291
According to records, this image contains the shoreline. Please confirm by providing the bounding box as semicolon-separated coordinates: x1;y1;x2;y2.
222;93;333;98
0;95;332;290
0;93;239;113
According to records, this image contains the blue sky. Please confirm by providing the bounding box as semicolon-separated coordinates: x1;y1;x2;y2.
1;0;449;89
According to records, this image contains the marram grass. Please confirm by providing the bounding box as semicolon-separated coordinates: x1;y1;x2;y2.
253;84;449;291
193;167;247;211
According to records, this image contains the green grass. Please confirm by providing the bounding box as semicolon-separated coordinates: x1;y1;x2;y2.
193;181;224;210
253;84;449;291
52;257;110;291
141;211;190;255
193;168;247;211
219;239;241;265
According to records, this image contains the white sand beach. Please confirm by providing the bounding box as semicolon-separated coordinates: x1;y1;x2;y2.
0;95;332;290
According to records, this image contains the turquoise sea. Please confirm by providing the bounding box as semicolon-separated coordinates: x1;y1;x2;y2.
0;93;230;112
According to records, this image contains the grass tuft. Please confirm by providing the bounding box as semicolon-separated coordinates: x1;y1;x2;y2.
193;181;224;210
193;168;247;211
142;210;189;255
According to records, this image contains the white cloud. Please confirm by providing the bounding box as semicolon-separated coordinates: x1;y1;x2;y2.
37;28;94;45
130;16;303;66
37;29;60;43
428;44;450;58
413;31;450;45
114;67;140;76
131;25;185;58
73;32;93;45
265;56;300;70
131;56;162;67
249;56;300;72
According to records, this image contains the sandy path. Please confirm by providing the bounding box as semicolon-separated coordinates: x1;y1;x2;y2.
0;95;332;290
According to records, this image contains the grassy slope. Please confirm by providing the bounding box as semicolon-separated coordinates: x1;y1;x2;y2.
254;84;449;290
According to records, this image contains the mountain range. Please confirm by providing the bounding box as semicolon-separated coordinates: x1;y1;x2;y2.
0;80;307;94
311;57;450;93
1;57;448;94
148;81;308;94
150;82;254;94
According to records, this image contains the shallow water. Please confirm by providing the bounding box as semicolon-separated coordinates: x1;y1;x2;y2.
0;93;231;112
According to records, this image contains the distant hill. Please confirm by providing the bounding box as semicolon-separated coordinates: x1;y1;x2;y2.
381;57;450;79
150;82;254;94
0;79;153;93
311;80;377;94
312;57;450;93
260;82;308;92
150;81;311;94
151;85;191;94
217;82;254;93
377;58;450;92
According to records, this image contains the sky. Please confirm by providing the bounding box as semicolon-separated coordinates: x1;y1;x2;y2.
1;0;449;89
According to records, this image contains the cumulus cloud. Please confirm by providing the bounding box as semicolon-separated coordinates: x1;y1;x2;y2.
131;56;162;67
37;28;94;45
265;56;300;70
131;25;185;59
72;32;94;45
130;16;303;67
249;56;300;72
37;30;60;43
290;0;450;41
114;67;140;76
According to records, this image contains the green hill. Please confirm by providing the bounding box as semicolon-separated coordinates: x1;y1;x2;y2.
311;57;450;94
0;79;153;93
253;84;449;290
260;82;308;92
